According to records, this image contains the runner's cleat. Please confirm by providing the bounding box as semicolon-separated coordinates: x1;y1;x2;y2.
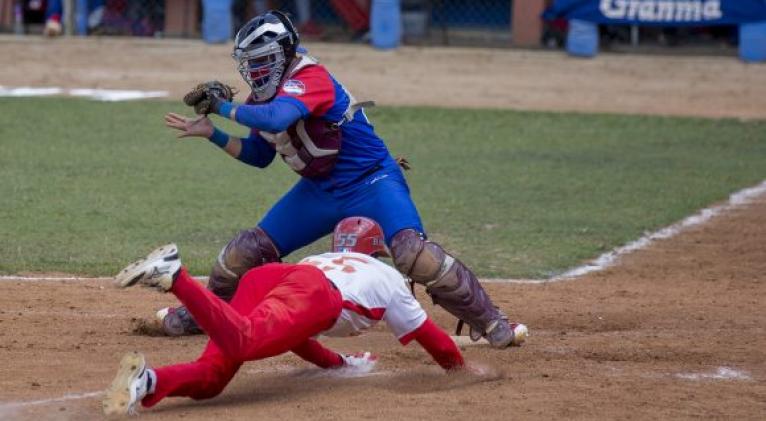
114;244;181;291
102;352;153;416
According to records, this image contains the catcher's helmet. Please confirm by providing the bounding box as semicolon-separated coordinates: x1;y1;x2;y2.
332;217;390;257
233;10;299;102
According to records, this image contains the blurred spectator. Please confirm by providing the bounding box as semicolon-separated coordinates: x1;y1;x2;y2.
100;0;163;36
24;0;46;24
542;18;567;48
14;0;55;34
44;0;105;36
42;0;62;36
330;0;370;41
251;0;322;36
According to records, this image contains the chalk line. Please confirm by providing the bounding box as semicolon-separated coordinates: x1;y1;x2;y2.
0;276;111;282
0;391;102;410
1;179;764;285
0;363;374;411
69;88;168;101
481;278;548;284
451;336;490;346
480;179;766;284
552;179;766;281
0;86;168;101
675;367;752;381
0;86;63;96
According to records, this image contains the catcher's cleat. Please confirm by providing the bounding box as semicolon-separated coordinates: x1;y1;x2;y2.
102;352;152;416
156;306;203;337
114;244;181;292
509;323;529;346
483;319;529;349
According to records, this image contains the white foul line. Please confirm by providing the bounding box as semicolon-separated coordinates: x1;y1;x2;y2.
0;86;168;101
0;391;103;410
1;180;764;285
0;276;203;282
481;278;548;284
479;179;766;284
0;276;111;282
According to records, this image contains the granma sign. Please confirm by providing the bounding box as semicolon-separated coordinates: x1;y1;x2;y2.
544;0;766;25
600;0;722;22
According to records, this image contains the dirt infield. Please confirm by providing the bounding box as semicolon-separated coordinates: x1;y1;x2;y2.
1;35;766;118
2;194;765;420
1;36;765;419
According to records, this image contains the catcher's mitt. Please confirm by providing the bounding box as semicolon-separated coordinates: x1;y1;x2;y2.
183;81;237;115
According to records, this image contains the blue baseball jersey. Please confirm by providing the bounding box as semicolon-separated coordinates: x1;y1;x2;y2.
217;54;424;256
240;56;391;190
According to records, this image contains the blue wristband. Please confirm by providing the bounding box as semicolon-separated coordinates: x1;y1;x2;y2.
208;127;229;148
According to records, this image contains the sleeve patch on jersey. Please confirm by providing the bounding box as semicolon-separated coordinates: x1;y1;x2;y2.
282;79;306;96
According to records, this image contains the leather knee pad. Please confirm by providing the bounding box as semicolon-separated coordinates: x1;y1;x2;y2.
208;226;280;300
390;229;449;284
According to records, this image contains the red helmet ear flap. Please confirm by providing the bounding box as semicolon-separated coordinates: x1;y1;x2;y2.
332;217;389;257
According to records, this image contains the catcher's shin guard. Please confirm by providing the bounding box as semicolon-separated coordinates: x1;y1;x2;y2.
390;229;512;348
208;226;281;301
161;227;280;336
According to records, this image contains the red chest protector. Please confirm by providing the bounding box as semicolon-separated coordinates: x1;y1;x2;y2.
259;117;342;178
247;56;372;178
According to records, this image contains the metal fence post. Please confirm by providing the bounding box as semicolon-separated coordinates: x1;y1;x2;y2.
64;0;74;36
75;0;87;35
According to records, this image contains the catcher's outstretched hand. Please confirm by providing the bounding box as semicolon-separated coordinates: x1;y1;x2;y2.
183;81;237;115
164;112;214;139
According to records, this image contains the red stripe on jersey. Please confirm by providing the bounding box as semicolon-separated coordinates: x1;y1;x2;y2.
342;300;385;320
405;318;464;370
277;65;335;117
398;323;423;345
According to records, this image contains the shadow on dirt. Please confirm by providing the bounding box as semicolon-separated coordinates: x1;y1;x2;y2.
150;362;504;413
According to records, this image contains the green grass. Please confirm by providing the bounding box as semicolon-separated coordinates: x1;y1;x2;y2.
1;98;764;278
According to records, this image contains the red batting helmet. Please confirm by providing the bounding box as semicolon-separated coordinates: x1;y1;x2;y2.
332;217;390;257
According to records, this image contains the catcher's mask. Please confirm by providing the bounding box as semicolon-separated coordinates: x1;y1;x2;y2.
332;217;390;258
232;10;299;102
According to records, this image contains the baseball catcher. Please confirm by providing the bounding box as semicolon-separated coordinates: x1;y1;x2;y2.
163;10;520;348
103;218;526;416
